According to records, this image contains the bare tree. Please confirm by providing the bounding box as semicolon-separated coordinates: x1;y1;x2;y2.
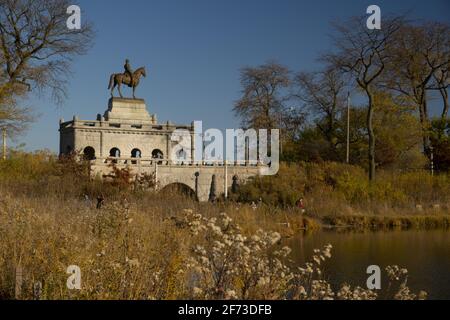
427;56;450;122
430;62;449;121
324;16;404;180
234;61;290;129
0;88;34;136
293;67;346;156
0;0;94;105
384;22;450;154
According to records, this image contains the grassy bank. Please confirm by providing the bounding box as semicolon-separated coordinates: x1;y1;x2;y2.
0;190;426;300
0;151;448;234
0;152;446;299
232;162;449;230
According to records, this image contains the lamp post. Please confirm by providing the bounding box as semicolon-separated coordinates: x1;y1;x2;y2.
224;160;228;199
430;146;434;176
2;128;6;160
346;92;350;164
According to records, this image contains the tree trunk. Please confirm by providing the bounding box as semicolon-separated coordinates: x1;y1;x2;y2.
367;90;376;181
439;87;449;120
419;90;431;157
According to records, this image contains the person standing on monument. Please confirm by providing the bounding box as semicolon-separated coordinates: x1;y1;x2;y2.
124;59;134;87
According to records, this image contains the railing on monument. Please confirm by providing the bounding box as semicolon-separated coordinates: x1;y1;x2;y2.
90;157;263;167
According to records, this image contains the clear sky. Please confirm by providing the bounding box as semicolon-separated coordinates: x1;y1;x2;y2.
15;0;450;152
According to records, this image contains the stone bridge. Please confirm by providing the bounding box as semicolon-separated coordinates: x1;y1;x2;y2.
90;157;264;201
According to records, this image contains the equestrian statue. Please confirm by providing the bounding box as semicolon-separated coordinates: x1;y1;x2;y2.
108;59;146;99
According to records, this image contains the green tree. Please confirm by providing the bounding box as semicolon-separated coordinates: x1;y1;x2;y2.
430;118;450;172
325;16;404;180
371;92;425;170
384;22;450;156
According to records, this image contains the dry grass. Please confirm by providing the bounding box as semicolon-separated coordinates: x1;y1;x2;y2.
0;152;443;299
0;191;425;300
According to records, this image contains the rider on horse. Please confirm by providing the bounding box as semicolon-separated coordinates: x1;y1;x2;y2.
109;60;146;98
124;59;134;87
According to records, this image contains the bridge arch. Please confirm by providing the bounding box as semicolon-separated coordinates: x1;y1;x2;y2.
159;182;197;200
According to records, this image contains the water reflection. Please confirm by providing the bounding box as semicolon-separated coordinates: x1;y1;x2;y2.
285;229;450;299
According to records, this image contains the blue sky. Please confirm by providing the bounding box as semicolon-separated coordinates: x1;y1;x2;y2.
14;0;450;152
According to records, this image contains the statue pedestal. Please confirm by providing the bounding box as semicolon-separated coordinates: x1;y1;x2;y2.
104;98;156;124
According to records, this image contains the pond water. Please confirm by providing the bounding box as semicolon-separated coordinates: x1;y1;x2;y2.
286;229;450;299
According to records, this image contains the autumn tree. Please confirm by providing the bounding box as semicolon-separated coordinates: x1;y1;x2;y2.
234;62;291;129
431;64;449;121
371;92;425;169
0;0;94;137
293;67;347;160
429;118;450;172
384;22;450;155
325;16;404;180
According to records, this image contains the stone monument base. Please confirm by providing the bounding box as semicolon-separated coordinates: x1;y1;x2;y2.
103;98;156;124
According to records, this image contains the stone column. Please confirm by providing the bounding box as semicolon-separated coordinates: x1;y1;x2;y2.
100;131;104;157
191;132;195;163
73;116;78;150
166;133;172;164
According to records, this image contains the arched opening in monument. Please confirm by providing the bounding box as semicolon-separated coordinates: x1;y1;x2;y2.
176;148;188;164
152;149;164;164
131;148;142;164
152;149;163;159
160;183;197;201
83;146;96;160
109;147;121;163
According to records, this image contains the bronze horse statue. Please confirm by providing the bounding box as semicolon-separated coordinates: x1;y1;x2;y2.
108;67;146;99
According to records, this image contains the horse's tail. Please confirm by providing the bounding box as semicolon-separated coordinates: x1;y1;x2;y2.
108;74;115;89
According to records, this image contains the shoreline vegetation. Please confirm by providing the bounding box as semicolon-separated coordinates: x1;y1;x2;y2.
0;151;447;299
0;0;448;301
0;191;428;300
0;151;448;235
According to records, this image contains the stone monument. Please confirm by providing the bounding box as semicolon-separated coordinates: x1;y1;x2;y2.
59;61;262;201
104;98;156;124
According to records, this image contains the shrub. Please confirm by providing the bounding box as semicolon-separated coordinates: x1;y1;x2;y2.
236;161;450;215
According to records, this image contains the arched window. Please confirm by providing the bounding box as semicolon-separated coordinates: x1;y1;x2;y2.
177;148;187;160
131;148;142;158
152;149;163;159
109;147;120;163
110;147;121;157
152;149;164;164
83;146;96;160
131;148;141;164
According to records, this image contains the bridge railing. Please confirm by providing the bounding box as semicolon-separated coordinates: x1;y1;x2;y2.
89;157;263;167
